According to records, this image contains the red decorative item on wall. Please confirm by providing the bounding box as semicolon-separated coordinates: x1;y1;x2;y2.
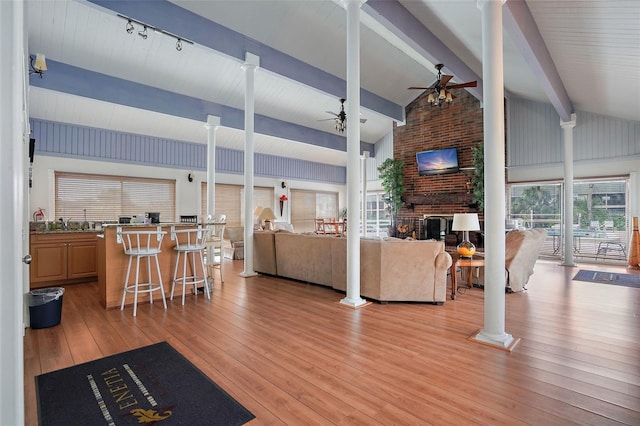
279;194;288;216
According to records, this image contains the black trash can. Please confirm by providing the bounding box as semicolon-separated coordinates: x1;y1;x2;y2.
28;287;65;329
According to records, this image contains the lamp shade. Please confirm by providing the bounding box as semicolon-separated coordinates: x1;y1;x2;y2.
452;213;480;231
258;207;276;221
33;53;47;71
253;206;263;217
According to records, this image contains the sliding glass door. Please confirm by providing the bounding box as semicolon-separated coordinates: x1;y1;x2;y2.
507;177;629;263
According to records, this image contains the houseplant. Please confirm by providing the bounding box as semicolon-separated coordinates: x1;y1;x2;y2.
377;158;406;235
471;143;484;211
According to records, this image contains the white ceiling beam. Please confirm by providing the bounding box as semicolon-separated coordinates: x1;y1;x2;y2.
361;0;483;102
503;0;573;122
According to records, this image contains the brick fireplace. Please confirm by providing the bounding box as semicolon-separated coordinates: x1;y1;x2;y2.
393;88;486;244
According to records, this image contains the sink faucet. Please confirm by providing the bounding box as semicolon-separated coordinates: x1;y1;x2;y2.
59;217;70;230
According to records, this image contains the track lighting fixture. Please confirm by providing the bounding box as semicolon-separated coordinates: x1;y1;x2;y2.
117;14;193;52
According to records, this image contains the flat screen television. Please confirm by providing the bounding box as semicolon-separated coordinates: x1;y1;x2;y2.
416;147;459;176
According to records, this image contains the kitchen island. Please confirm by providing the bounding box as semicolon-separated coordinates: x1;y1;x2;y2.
97;223;212;309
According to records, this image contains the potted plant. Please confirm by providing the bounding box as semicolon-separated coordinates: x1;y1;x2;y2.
471;143;484;211
377;158;406;235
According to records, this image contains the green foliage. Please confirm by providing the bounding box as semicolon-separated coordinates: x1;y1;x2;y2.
471;143;484;210
377;158;405;215
511;186;560;215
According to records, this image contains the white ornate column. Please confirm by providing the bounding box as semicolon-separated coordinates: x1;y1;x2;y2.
341;0;366;307
204;115;220;219
561;114;577;266
241;52;259;277
474;0;515;350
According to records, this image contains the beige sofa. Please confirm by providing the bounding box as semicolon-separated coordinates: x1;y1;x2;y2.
254;231;452;303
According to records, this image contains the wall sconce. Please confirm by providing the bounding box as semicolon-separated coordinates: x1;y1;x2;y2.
29;53;47;78
281;181;287;189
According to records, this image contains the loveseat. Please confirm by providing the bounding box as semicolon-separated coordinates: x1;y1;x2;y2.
223;227;244;260
253;231;452;303
472;228;547;292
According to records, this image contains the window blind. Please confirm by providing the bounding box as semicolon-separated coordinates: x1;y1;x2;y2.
201;184;273;227
55;172;175;222
291;189;338;233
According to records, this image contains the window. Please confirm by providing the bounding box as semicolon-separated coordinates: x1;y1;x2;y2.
55;172;175;222
508;177;629;261
290;189;338;233
366;191;391;237
201;183;274;227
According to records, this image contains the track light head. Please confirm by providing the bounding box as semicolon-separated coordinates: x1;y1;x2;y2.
126;20;134;34
138;26;148;39
176;39;183;51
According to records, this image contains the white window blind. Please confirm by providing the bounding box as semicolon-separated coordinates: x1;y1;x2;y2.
291;189;338;233
201;183;273;227
55;172;175;222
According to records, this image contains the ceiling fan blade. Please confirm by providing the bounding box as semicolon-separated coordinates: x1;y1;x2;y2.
407;86;431;90
439;74;453;87
317;118;337;122
324;111;339;116
447;81;477;89
360;118;368;124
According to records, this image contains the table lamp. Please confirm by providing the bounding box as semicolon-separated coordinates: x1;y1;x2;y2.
452;213;480;258
258;207;276;230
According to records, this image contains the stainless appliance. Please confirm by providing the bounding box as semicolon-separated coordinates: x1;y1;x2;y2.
145;212;160;224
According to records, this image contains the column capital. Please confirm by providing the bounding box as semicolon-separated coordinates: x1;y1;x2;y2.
241;52;260;71
560;113;577;129
203;115;220;130
333;0;367;9
477;0;506;10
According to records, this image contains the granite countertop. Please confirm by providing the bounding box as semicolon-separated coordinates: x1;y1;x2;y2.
30;221;226;234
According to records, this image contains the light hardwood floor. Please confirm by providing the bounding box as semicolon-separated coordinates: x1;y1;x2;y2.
24;259;640;425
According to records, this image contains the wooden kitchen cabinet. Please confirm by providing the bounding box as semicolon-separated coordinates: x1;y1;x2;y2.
30;232;98;288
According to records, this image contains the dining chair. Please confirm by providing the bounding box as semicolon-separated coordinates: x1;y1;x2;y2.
205;214;226;288
314;218;326;234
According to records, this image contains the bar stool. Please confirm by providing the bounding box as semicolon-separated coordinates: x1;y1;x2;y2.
118;230;167;317
170;225;211;305
205;214;226;286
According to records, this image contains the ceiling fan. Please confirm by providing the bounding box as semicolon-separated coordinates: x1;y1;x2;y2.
319;98;367;133
408;64;477;107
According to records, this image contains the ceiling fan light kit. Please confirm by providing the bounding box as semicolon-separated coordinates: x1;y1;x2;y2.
320;98;367;134
409;63;477;108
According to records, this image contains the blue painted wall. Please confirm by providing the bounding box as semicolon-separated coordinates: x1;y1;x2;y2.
30;119;346;184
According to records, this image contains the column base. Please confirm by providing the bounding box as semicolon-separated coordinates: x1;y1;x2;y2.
560;261;578;267
339;297;368;308
240;271;258;278
469;328;520;352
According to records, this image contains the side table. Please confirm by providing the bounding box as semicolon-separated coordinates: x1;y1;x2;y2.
450;257;485;300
